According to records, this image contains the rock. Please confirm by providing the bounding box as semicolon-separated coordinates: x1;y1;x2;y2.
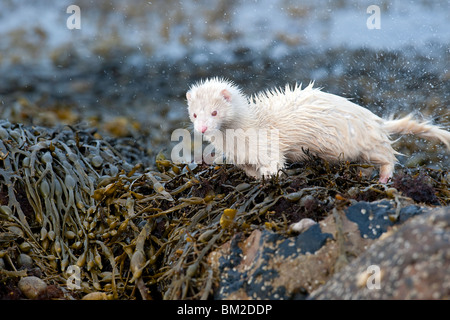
310;206;450;299
18;276;48;299
17;253;33;269
345;200;424;239
208;224;334;299
289;218;317;234
82;292;109;300
208;200;435;299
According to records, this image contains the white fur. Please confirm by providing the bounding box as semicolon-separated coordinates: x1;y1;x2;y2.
186;78;450;182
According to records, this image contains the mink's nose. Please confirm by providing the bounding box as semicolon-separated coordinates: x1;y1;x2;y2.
201;125;208;133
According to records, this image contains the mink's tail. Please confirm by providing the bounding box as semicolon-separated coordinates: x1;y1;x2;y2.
383;114;450;149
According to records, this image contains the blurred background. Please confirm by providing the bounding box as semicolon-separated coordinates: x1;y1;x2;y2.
0;0;449;167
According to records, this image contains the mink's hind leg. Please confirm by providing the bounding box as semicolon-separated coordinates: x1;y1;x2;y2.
365;147;397;183
379;163;394;184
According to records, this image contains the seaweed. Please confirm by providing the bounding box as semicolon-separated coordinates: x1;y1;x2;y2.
0;119;448;300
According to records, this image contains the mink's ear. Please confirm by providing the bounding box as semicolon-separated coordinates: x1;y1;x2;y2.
220;89;231;102
186;91;191;101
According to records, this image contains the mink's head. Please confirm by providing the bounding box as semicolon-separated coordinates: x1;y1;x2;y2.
186;78;246;135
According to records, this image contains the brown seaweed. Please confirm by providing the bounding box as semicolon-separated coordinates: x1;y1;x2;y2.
0;119;448;299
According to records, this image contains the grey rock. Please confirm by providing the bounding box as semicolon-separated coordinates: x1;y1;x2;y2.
310;206;450;299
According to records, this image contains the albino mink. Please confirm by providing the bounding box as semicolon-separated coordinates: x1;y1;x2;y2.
186;77;450;183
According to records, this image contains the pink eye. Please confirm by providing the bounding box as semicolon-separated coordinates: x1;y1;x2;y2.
211;111;217;116
193;113;197;118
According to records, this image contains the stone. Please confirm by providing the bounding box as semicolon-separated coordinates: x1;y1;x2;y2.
310;207;450;299
18;276;48;300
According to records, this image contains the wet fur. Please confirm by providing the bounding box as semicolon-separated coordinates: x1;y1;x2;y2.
186;78;450;182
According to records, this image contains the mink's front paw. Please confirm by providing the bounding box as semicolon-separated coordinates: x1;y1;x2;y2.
239;164;259;178
258;161;282;179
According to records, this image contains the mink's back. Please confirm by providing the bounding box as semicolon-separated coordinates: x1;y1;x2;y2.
248;83;394;164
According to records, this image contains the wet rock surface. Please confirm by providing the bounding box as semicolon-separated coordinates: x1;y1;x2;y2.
345;200;424;239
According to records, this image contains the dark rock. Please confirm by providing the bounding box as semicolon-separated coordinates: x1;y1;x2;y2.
345;200;424;239
210;226;333;299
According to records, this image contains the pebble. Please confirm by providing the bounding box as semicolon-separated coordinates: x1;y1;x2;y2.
18;276;48;299
82;292;109;300
17;253;33;269
289;218;317;234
